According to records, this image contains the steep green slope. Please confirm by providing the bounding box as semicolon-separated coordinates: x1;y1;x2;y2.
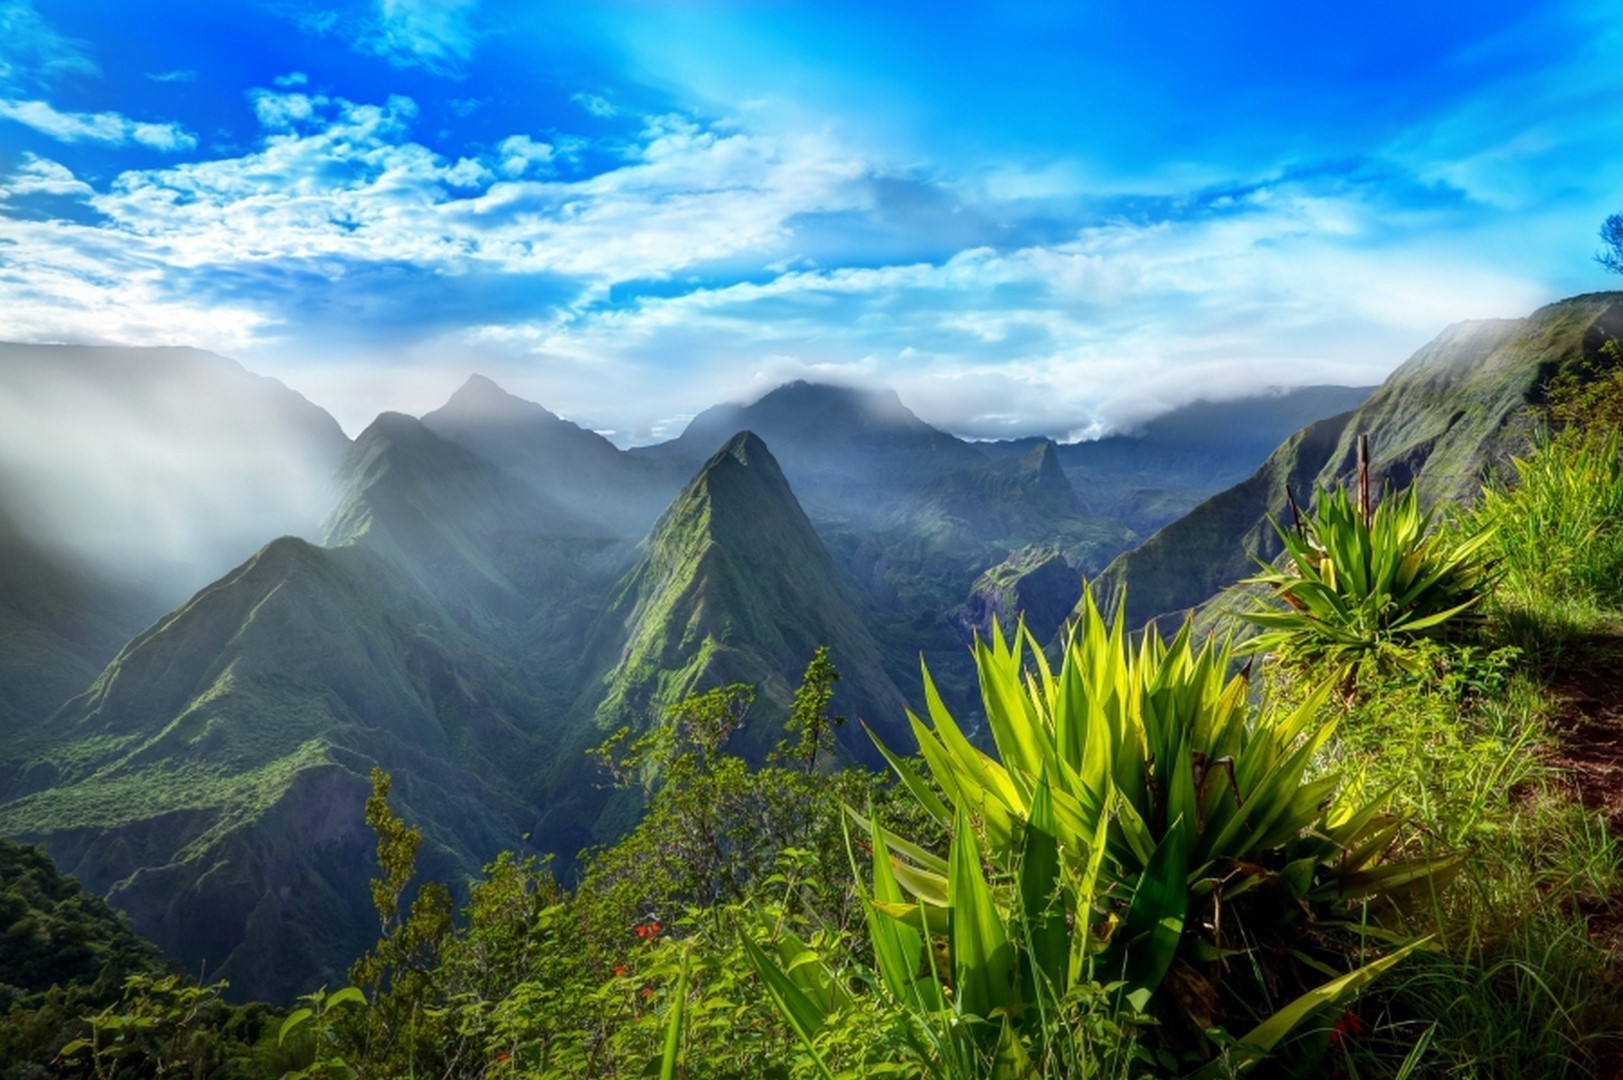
0;538;546;1002
584;432;909;769
1103;294;1623;625
422;375;673;537
324;412;611;626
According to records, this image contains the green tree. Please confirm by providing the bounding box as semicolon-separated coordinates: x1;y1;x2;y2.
343;768;455;1071
781;645;845;775
1598;212;1623;275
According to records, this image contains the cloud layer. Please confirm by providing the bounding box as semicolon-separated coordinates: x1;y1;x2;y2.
0;0;1617;440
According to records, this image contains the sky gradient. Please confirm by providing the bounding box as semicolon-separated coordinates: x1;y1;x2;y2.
1;0;1620;441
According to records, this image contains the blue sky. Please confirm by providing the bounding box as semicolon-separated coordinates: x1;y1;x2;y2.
1;0;1620;441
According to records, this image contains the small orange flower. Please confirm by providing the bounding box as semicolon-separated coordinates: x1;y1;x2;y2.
613;964;626;976
641;987;653;1000
495;1051;511;1063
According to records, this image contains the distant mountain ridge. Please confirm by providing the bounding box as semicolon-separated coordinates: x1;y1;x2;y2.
423;375;671;537
1102;293;1623;625
980;385;1377;532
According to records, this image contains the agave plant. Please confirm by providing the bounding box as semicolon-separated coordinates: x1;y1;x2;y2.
1240;478;1495;679
746;593;1450;1076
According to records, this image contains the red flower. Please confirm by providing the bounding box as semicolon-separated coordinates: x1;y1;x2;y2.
494;1052;511;1063
1329;1010;1365;1048
613;964;626;977
641;987;653;1000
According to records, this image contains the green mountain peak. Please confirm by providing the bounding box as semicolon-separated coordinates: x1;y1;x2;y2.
585;430;907;766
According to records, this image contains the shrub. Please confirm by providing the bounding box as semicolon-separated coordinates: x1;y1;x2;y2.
1240;480;1495;681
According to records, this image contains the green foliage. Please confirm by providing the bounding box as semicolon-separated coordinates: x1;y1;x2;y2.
1241;481;1494;679
0;838;157;1000
748;594;1448;1076
1597;212;1623;275
277;985;365;1078
344;767;457;1073
1472;428;1623;616
781;646;845;775
55;974;283;1079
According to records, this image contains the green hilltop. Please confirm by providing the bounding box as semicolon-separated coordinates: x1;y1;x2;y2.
585;431;909;765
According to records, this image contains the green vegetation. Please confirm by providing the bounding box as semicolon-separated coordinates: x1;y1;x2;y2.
1599;212;1623;275
1240;473;1495;680
9;311;1623;1076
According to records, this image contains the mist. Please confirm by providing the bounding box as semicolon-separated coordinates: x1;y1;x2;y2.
0;343;350;608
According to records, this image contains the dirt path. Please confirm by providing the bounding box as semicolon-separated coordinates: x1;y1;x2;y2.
1542;639;1623;1078
1547;658;1623;822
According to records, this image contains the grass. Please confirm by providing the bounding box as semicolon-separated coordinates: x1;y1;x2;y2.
1268;431;1623;1077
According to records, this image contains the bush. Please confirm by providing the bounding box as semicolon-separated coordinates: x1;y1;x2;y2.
1240;480;1495;681
751;592;1451;1076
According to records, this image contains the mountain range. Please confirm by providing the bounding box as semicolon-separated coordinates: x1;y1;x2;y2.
3;291;1616;1001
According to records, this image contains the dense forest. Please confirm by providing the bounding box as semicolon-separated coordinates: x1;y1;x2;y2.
5;333;1623;1077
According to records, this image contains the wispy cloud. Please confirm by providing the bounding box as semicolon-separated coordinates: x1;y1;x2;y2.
146;69;198;84
0;98;197;150
572;91;617;118
359;0;479;76
0;0;99;91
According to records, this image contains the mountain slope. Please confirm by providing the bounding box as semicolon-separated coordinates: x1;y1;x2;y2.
585;432;909;766
324;412;610;626
0;538;547;1002
421;375;671;537
1103;294;1623;625
0;497;156;737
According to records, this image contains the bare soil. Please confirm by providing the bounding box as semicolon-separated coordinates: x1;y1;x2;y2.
1542;637;1623;1076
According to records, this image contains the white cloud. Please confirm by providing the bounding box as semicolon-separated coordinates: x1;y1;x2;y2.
496;133;553;177
40;90;872;284
0;153;92;199
0;214;272;348
273;71;309;88
360;0;478;76
146;69;198;83
0;98;197;150
572;91;617;118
